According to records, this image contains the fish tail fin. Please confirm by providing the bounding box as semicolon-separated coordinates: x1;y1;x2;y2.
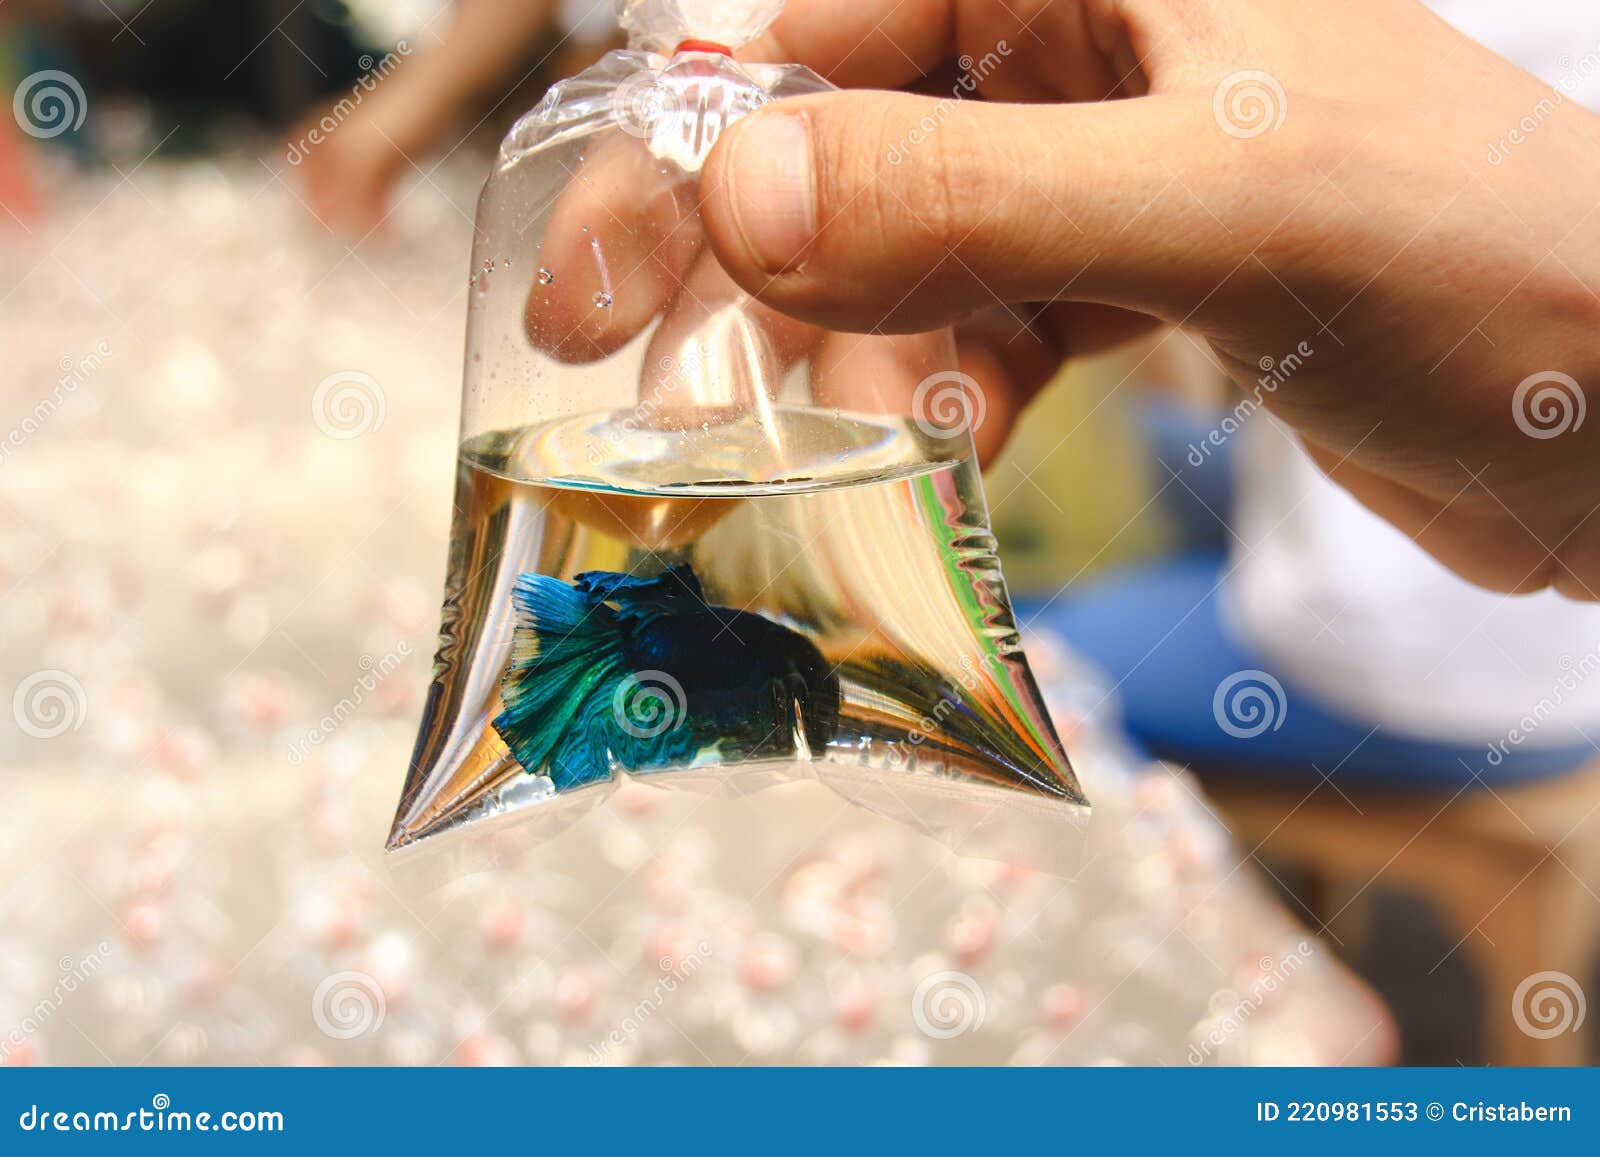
493;573;628;790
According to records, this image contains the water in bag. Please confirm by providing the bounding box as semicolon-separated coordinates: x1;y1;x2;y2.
388;0;1089;861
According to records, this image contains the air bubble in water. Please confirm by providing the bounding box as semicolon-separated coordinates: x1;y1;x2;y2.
537;267;555;286
593;291;613;309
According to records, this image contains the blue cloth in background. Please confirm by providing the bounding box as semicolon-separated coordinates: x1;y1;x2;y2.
1018;554;1596;789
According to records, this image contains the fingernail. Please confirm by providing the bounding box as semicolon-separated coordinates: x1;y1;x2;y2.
727;112;816;274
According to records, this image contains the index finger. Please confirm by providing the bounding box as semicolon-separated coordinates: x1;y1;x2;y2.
524;131;705;363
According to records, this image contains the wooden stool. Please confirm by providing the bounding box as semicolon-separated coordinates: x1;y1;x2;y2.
1205;762;1600;1065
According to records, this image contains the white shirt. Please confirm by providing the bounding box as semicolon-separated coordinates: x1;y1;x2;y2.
1221;1;1600;749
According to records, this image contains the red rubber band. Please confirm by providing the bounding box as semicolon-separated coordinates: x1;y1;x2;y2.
673;38;733;55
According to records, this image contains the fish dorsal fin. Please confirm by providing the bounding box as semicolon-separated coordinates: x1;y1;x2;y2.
573;563;704;607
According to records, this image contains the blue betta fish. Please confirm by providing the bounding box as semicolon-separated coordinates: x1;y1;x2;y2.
493;564;841;789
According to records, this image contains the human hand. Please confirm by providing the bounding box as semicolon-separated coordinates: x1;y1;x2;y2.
290;103;413;236
697;0;1600;598
290;0;565;236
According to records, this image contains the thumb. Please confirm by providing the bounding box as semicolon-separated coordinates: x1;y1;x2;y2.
702;90;1281;333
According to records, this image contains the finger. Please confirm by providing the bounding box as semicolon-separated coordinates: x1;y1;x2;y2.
637;247;822;414
742;0;1148;99
960;303;1162;389
949;304;1163;462
700;90;1273;335
809;329;953;416
524;133;705;363
949;338;1037;466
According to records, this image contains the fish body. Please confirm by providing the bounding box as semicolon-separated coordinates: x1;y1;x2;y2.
494;564;840;789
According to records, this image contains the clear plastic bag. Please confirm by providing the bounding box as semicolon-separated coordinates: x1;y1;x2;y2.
388;0;1089;867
